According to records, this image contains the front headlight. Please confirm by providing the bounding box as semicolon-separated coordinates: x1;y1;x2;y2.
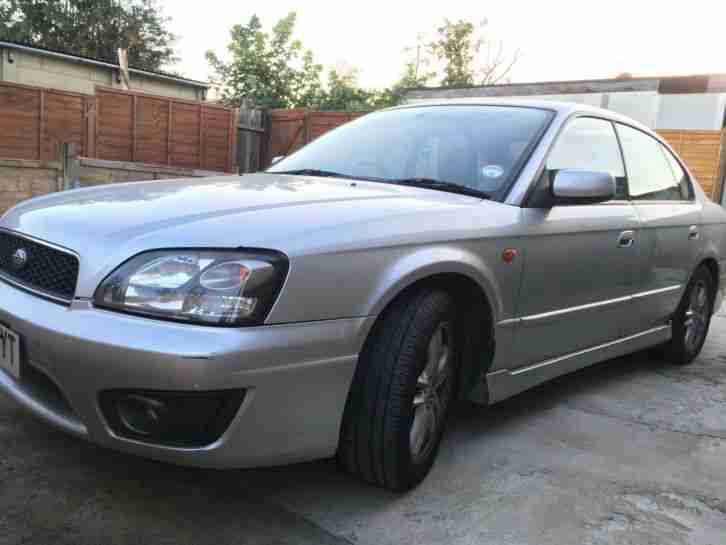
94;250;288;326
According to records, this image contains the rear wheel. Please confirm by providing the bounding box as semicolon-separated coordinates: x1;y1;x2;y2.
338;289;460;491
666;266;714;365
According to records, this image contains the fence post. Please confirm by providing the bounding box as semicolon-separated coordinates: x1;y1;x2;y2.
716;129;726;205
83;97;97;158
227;107;238;173
261;109;272;168
198;104;205;169
304;109;311;145
38;89;46;160
167;101;173;166
59;143;80;191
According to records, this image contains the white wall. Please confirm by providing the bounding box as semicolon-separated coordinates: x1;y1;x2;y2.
528;93;604;107
605;91;660;128
656;93;726;130
408;89;725;131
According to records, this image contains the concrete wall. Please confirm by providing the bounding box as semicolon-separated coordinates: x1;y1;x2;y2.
76;158;226;186
657;94;726;131
0;157;226;213
404;77;726;131
0;159;60;213
0;47;204;101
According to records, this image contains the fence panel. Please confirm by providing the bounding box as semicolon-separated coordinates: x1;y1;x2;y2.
42;91;85;161
268;108;307;163
266;109;367;167
0;84;40;160
170;102;201;169
0;82;90;162
93;87;238;172
202;106;233;172
657;129;724;199
96;88;134;162
136;95;169;166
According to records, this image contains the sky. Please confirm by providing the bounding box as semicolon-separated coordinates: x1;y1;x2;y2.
160;0;726;89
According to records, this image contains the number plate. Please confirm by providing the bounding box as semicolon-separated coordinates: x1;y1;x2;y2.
0;323;21;380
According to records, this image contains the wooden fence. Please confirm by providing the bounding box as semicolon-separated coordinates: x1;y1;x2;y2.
0;81;238;173
266;108;367;167
657;129;725;201
3;82;724;199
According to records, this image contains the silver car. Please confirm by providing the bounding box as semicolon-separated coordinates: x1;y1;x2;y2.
0;100;724;491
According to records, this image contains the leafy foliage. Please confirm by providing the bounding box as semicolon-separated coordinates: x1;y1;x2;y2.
209;13;520;110
207;13;324;109
428;19;478;87
0;0;177;71
427;18;520;87
208;12;408;111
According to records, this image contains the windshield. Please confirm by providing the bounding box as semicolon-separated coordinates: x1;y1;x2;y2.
268;105;553;199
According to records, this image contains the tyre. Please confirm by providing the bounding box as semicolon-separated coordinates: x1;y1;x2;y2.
338;288;460;491
666;265;715;365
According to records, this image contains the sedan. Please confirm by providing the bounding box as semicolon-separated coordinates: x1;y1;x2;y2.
0;99;724;491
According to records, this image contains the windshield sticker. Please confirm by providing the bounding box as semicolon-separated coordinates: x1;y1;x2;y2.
481;165;504;179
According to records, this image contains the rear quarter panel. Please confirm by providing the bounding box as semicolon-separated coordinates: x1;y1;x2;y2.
699;199;726;290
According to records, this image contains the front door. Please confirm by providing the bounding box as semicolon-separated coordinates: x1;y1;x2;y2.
512;116;639;367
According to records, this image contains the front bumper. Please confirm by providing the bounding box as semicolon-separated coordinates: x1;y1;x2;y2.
0;281;374;468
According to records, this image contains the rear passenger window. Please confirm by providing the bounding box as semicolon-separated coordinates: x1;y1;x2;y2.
663;147;693;200
547;117;626;198
616;124;692;201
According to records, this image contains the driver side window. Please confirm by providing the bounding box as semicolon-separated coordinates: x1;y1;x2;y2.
547;117;627;199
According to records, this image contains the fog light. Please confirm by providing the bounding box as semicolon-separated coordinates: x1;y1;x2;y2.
116;394;168;436
100;389;246;447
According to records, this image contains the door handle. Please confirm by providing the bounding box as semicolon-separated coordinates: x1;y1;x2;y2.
688;225;700;241
618;230;635;248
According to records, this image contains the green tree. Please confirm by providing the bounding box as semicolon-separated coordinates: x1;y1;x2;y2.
207;12;324;108
428;19;479;87
398;33;435;89
0;0;177;71
427;18;520;87
317;68;373;111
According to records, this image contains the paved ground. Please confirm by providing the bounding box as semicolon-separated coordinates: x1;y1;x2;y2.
3;317;726;545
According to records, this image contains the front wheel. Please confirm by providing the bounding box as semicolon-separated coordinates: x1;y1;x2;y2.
338;289;460;491
666;266;714;365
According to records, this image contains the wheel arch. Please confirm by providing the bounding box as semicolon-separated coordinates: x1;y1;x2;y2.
698;256;719;292
362;247;502;402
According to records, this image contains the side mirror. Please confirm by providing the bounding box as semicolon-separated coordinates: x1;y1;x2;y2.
551;169;615;205
270;155;285;166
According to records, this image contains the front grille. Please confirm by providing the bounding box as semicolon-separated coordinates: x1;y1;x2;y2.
0;231;79;301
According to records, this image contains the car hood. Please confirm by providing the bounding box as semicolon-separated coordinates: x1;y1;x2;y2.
1;173;508;297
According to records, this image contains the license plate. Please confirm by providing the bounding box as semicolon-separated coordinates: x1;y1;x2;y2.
0;324;21;379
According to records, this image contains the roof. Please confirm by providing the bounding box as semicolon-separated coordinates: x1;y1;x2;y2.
0;39;208;89
404;73;726;100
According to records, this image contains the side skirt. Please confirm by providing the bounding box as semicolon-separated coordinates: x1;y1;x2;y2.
484;325;671;404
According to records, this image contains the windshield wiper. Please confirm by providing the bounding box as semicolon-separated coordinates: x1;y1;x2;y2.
271;168;361;180
389;178;491;199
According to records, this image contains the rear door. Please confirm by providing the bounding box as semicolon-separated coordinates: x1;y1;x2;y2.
513;116;640;367
615;123;703;334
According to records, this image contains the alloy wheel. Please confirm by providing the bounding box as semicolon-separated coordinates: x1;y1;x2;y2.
410;321;454;462
684;280;709;352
